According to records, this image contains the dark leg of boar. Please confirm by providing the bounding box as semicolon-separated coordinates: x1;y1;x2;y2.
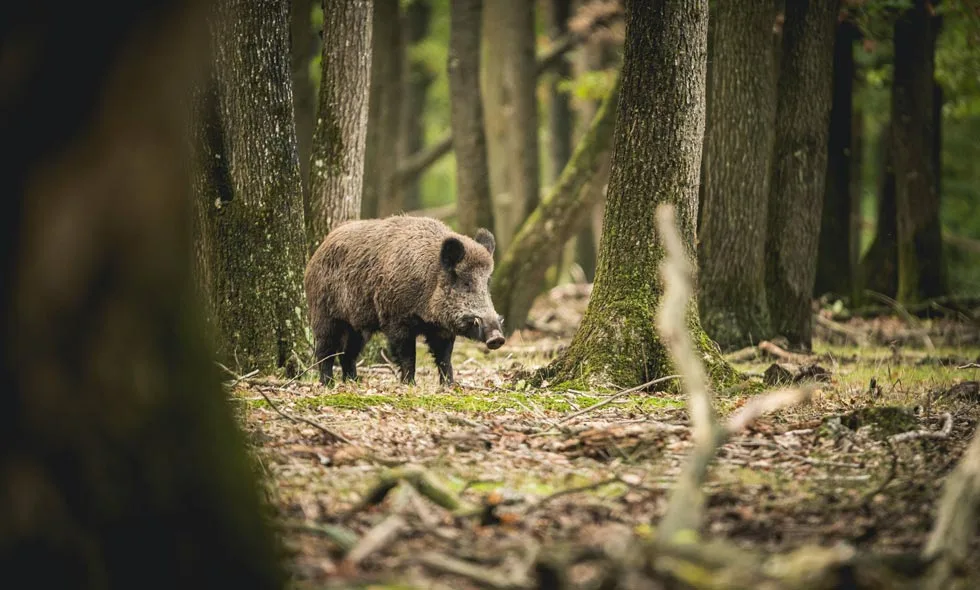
340;327;365;381
387;325;418;384
315;319;343;385
422;325;455;385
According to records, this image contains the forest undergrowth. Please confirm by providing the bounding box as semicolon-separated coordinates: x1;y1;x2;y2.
230;284;980;589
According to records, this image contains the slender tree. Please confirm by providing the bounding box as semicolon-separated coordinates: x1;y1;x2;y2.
697;0;778;350
306;0;373;251
860;126;899;299
547;0;575;184
893;0;945;303
361;0;403;218
0;0;285;586
546;0;734;389
765;0;838;350
398;0;434;212
815;21;861;299
482;0;540;254
448;0;495;237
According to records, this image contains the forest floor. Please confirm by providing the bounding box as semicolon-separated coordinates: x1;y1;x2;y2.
229;284;980;589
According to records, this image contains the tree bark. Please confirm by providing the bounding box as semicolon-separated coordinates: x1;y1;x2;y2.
0;1;285;586
815;21;859;300
546;0;735;389
547;0;574;185
361;0;402;218
204;0;310;374
482;0;541;255
893;1;945;303
697;0;778;350
398;0;433;212
765;0;838;350
449;0;495;237
492;75;620;336
291;0;317;203
306;0;373;251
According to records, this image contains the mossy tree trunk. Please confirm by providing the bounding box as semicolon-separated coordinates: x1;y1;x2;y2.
860;125;899;299
815;21;860;300
306;0;373;251
893;0;946;303
398;0;433;213
765;0;838;350
449;0;495;237
361;0;402;218
291;0;317;203
546;0;734;390
697;0;778;350
482;0;540;256
0;1;285;586
203;0;310;375
492;75;620;336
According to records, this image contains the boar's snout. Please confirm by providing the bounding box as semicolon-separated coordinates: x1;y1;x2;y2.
459;314;506;350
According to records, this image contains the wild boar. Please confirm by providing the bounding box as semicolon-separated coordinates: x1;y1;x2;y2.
304;215;506;385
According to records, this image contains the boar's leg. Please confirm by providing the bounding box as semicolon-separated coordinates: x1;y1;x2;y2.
385;326;418;384
422;325;455;386
340;327;365;381
315;319;344;385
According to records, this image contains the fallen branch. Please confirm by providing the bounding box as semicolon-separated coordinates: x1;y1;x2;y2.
343;514;406;566
557;374;681;424
865;290;936;352
216;361;352;444
958;363;980;370
813;313;869;346
889;412;953;444
417;552;528;590
757;340;813;364
725;387;815;435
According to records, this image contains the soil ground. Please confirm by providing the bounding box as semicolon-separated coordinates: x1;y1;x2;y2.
229;284;980;589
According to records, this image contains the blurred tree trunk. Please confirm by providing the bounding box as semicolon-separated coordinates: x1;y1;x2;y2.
848;68;865;303
893;0;945;303
202;0;310;374
482;0;540;256
545;0;575;289
291;0;316;202
449;0;495;237
860;125;899;299
765;0;838;350
697;0;778;350
306;0;373;251
815;21;860;300
398;0;433;212
546;0;734;389
361;0;402;218
0;1;285;587
492;75;620;336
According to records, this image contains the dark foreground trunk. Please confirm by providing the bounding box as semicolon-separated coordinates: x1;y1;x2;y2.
765;0;838;350
0;1;285;587
546;0;735;389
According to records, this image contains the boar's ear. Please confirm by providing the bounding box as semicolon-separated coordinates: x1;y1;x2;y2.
473;228;495;255
440;237;466;271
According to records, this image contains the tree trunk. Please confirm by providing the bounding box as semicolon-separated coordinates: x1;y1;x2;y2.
697;0;778;350
449;0;495;237
815;21;859;300
306;0;373;251
492;75;620;336
860;125;899;299
893;0;945;303
0;1;285;586
204;0;310;374
547;0;574;185
398;0;433;213
291;0;316;203
765;0;838;350
361;0;402;218
848;67;865;303
482;0;540;255
545;0;735;390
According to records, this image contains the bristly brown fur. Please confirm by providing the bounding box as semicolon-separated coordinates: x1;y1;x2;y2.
304;215;505;385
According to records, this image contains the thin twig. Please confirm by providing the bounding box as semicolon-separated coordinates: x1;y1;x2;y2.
889;412;953;443
525;477;623;515
725;386;815;435
958;363;980;369
557;374;681;424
